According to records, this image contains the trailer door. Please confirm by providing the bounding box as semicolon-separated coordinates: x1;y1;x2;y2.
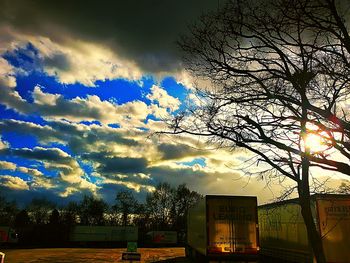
207;197;258;255
317;197;350;262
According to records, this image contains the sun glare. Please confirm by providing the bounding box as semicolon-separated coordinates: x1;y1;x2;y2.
304;133;325;153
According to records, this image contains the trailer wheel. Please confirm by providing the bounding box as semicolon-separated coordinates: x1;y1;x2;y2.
190;249;208;263
196;251;208;263
185;245;192;258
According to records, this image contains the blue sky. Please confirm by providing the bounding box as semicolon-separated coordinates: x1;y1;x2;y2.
0;0;314;206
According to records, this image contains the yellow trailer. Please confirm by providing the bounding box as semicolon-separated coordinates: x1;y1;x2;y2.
258;194;350;263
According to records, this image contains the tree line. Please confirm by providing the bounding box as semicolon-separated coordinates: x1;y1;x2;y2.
0;183;202;246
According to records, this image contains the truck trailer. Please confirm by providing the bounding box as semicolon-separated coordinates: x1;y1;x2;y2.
146;231;178;245
258;194;350;263
186;195;259;262
0;226;18;244
70;226;138;244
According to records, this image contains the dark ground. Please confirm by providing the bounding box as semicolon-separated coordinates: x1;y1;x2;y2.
0;247;295;263
0;247;188;263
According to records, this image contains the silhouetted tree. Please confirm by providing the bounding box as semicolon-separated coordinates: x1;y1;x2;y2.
14;209;31;227
61;201;79;225
338;181;350;194
145;183;175;229
0;195;18;226
14;209;32;245
133;203;150;229
113;190;138;226
27;197;56;225
79;195;107;225
171;184;202;231
166;0;350;261
49;208;60;225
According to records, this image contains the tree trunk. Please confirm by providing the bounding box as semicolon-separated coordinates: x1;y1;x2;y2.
123;212;127;226
299;93;326;263
298;157;326;263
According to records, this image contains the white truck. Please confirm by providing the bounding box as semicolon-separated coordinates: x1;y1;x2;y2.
0;226;18;244
258;194;350;263
186;195;259;262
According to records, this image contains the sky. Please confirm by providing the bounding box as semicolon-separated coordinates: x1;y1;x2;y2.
0;0;344;207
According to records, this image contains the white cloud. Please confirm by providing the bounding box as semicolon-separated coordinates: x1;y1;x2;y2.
0;28;186;128
0;161;17;171
149;104;171;119
59;187;80;197
41;156;99;196
0;57;16;88
30;87;151;126
147;85;180;112
32;86;60;106
187;93;202;106
0;26;143;87
0;119;57;144
103;178;155;193
3;146;99;196
35;37;143;86
0;136;9;150
0;159;58;191
0;57;31;113
133;173;151;180
0;175;29;190
145;119;168;132
173;70;194;89
0;116;262;202
30;176;56;190
18;166;43;177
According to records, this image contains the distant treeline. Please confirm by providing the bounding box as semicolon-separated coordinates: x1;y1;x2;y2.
0;183;202;246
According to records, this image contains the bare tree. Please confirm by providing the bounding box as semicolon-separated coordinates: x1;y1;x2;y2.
14;209;30;227
61;201;79;226
166;0;350;262
171;184;202;231
113;190;138;226
338;181;350;194
145;183;175;229
79;195;107;225
0;195;18;226
27;197;55;225
49;208;60;225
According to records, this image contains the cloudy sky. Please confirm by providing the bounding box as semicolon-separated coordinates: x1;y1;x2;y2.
1;0;332;206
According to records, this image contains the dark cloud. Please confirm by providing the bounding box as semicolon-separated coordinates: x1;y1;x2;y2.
83;152;148;174
3;43;72;74
98;183;150;204
147;165;265;199
0;0;220;73
34;96;102;119
0;79;32;114
0;119;57;142
0;185;96;207
49;121;140;157
99;157;148;174
0;119;139;154
43;53;71;72
148;165;208;188
158;143;207;160
6;147;71;163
